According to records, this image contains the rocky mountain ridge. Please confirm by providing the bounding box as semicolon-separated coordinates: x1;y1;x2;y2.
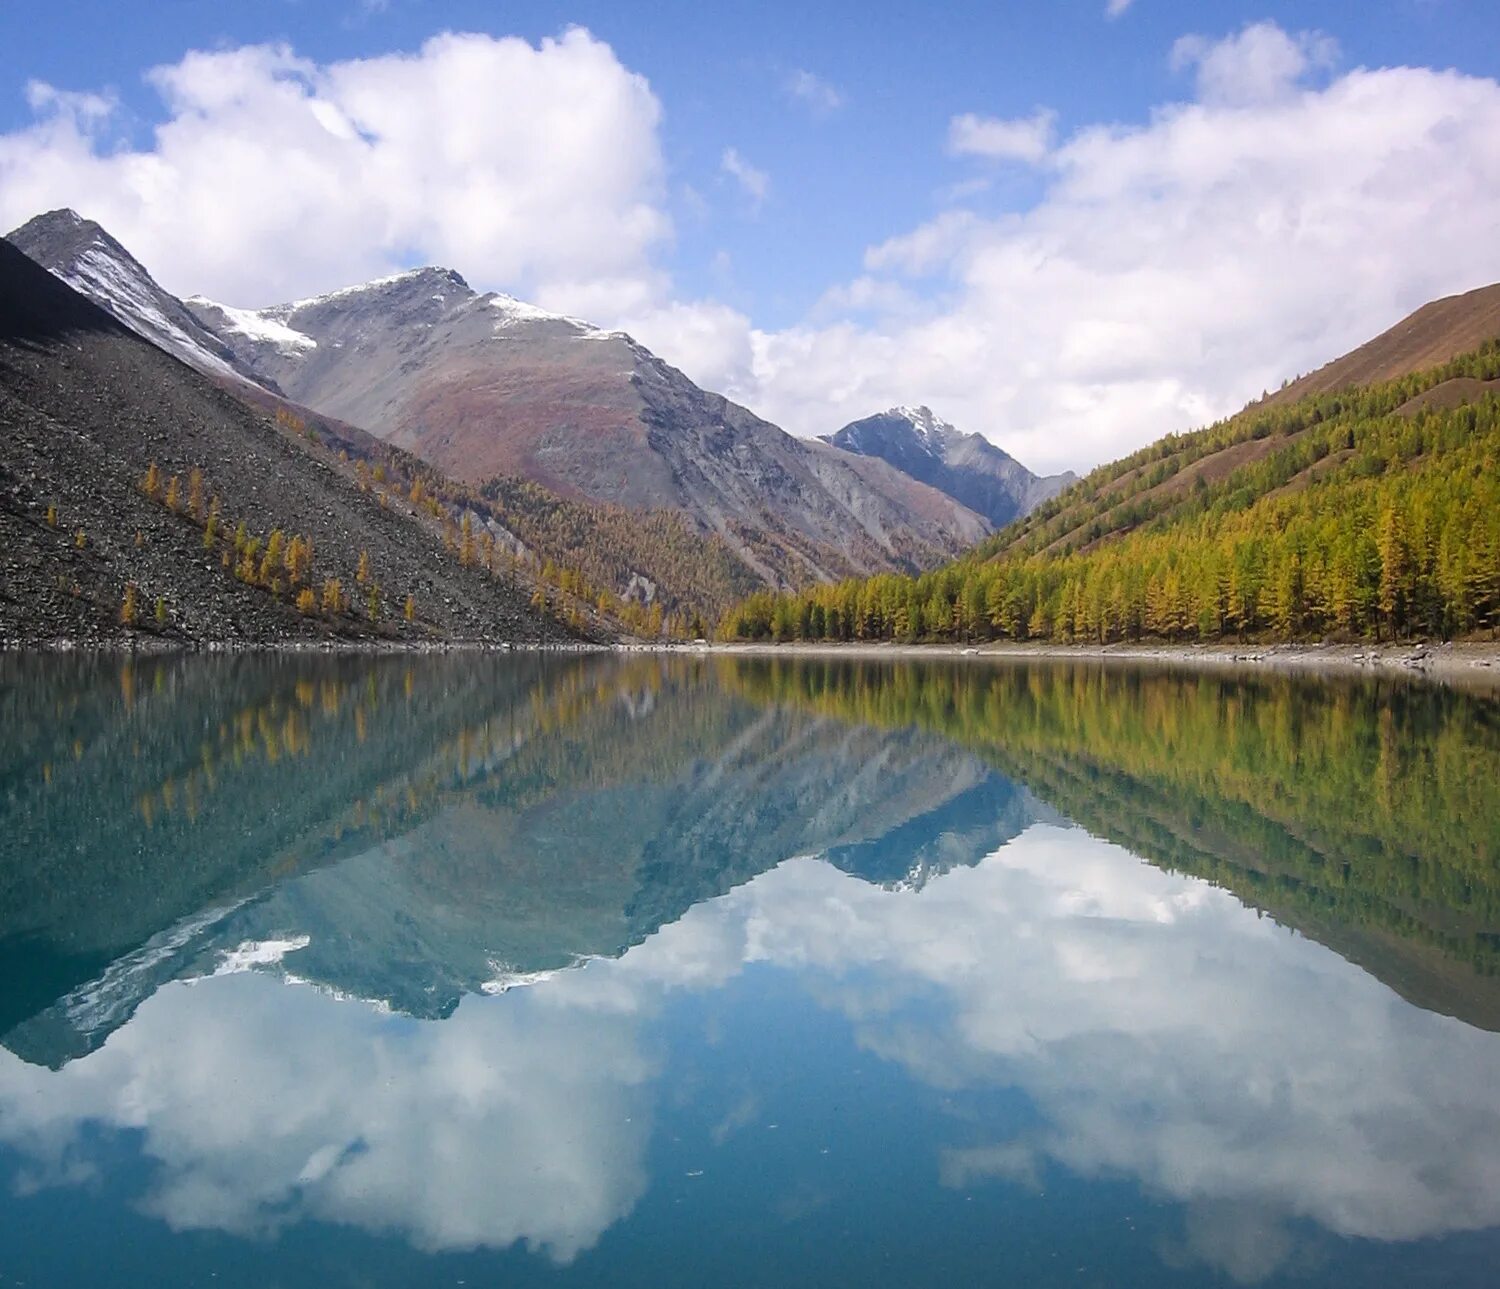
823;404;1075;529
6;209;275;392
10;208;993;601
183;268;992;585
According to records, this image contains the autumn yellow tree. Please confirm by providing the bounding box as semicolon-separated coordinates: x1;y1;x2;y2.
460;513;476;566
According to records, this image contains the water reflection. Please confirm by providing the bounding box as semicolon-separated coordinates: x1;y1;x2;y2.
1;653;1497;1286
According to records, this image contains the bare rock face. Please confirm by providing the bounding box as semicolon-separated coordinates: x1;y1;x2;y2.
0;238;578;647
186;275;992;584
6;209;276;392
823;405;1076;529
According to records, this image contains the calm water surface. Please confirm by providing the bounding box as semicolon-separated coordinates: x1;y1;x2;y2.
2;653;1498;1287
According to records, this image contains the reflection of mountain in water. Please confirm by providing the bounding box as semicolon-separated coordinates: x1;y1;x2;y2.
7;650;1497;1069
727;658;1500;1033
0;654;1043;1064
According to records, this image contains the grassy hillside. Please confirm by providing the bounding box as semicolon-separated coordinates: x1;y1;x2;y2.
723;341;1500;644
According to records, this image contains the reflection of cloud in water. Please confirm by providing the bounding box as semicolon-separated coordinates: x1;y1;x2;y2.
0;975;654;1262
3;823;1500;1278
714;827;1500;1277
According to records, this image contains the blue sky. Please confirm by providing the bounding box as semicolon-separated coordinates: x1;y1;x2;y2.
3;1;1499;471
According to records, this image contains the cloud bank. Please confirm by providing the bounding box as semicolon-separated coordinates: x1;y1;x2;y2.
0;29;669;310
627;23;1500;472
4;22;1500;472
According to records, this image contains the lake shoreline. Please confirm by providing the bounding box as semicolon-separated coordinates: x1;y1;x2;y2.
662;639;1500;687
7;635;1500;687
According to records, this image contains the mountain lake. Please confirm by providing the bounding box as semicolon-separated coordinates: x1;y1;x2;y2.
2;650;1498;1288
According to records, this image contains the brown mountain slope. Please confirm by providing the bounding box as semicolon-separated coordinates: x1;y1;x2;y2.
185;271;991;586
1266;281;1500;406
0;240;581;647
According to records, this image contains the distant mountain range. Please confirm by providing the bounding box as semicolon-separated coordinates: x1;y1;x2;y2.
823;404;1075;529
9;210;1029;610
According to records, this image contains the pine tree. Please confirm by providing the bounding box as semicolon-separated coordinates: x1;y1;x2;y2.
1377;504;1411;640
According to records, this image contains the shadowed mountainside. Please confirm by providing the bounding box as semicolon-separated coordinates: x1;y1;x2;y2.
0;239;581;645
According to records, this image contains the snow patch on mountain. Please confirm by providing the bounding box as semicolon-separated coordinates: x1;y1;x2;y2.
485;292;622;341
61;248;242;380
283;266;471;312
190;299;318;355
890;405;952;446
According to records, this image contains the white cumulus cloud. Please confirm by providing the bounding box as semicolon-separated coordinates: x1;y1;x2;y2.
1171;20;1339;106
647;24;1500;474
947;109;1057;164
0;29;670;311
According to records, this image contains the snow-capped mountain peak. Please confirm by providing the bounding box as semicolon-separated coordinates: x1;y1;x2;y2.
5;208;266;387
283;265;473;313
889;404;956;445
822;404;1075;529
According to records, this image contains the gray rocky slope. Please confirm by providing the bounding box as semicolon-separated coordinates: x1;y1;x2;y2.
0;238;578;646
823;405;1076;529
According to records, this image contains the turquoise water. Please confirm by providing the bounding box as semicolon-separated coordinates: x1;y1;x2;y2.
2;652;1499;1287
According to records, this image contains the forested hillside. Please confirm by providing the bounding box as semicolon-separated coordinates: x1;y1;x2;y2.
723;342;1500;644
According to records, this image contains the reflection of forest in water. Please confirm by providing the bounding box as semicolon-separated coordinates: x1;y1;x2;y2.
727;658;1500;1028
2;651;1497;1064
